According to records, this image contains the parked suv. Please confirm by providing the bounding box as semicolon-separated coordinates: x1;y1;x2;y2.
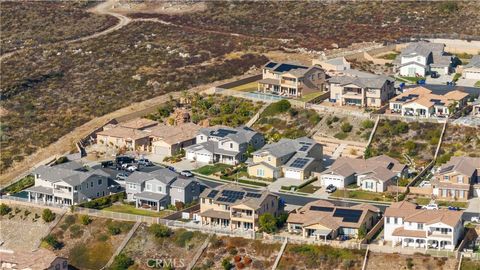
116;172;129;181
116;156;135;165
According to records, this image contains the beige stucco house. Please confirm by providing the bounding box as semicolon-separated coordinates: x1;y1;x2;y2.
199;184;280;231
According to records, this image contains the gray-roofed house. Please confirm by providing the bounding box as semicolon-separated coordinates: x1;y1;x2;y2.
199;184;281;231
317;155;407;192
395;42;452;77
312;57;351;73
463;55;480;80
185;126;264;165
328;71;395;107
247;137;323;180
25;162;111;206
125;168;199;211
258;61;327;98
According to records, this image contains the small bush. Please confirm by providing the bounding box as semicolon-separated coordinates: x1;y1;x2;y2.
0;203;12;216
341;122;353;133
234;255;242;262
334;132;348;140
361;120;374;129
42;234;62;250
108;224;121;235
244;256;252;265
149;223;171;238
98;234;109;242
80;215;92;225
69;224;84;238
111;253;134;270
42;209;56;223
222;258;233;270
174;229;194;247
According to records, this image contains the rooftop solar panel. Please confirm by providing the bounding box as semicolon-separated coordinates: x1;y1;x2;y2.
333;209;363;223
299;145;309;152
212;129;237;138
309;206;334;212
273;63;308;73
246;192;262;198
265;62;277;68
290;158;310;168
207;190;218;198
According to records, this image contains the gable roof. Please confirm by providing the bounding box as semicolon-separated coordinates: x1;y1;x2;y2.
199;184;278;210
384;201;463;227
119;118;158;130
125;168;177;185
328;73;393;89
252;137;316;158
150;122;201;145
400;42;445;58
437;156;480;177
198;126;260;144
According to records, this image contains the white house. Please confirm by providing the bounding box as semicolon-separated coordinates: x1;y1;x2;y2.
463;55;480;80
395;42;452;77
384;201;464;251
185;126;264;165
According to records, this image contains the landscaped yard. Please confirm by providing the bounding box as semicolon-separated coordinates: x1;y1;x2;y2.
367;119;443;168
331;189;396;202
413;197;469;209
102;203;173;218
195;163;233;175
378;52;399;60
475;81;480;87
316;115;374;142
229;81;259;92
278;243;365;269
461;258;480;270
367;251;455;270
299;92;325;102
48;214;134;270
437;125;480;165
297;183;321;194
1;174;34;194
253;100;322;142
195;235;281;269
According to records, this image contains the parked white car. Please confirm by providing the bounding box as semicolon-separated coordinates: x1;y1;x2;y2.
422;204;439;210
471;216;480;223
126;165;138;172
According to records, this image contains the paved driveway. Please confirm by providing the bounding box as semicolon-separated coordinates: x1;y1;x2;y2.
268;177;303;192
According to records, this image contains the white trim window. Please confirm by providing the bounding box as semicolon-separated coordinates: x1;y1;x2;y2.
146;183;152;191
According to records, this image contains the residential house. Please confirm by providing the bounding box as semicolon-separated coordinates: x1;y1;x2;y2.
384;201;464;250
125;168;200;211
0;249;68;270
287;200;380;240
25;161;111;206
313;57;351;73
388;86;469;118
317;155;407;191
199;184;280;231
463;55;480;80
247;137;323;180
328;73;395;107
258;61;327;98
394;42;453;76
472;99;480;117
185;126;264;165
432;157;480;201
96;126;150;150
150;122;201;157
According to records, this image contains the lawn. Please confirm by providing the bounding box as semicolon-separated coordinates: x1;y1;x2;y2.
414;197;469;208
331;189;395;202
399;76;426;83
299;92;324;102
1;174;34;194
297;183;320;194
230;81;259;92
474;81;480;87
378;52;399;60
195;163;233;175
102;204;172;218
462;258;480;270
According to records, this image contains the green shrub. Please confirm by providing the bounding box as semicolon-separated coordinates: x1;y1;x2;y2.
69;224;84;238
222;258;233;270
174;230;194;247
259;213;277;233
98;234;109;242
332;116;339;122
334;132;348;140
108;224;121;235
42;209;56;222
262;100;291;116
80;215;92;225
361;120;374;129
53;156;69;165
42;234;62;250
111;253;134;270
341;122;353;133
149;224;171;238
0;204;12;216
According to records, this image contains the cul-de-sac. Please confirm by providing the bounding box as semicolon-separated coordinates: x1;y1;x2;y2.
1;1;480;269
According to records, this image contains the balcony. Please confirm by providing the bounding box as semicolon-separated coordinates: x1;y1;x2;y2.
231;211;254;220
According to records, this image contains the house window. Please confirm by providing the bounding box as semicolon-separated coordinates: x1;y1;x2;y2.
394;217;398;224
98;179;102;186
102;191;105;196
457;176;463;183
230;143;233;149
444;176;450;181
202;198;205;203
417;223;424;230
146;184;152;191
257;168;265;177
157;186;162;192
96;192;99;197
74;186;78;191
90;182;93;188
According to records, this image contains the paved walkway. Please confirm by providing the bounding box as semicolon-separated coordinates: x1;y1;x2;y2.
331;143;347;159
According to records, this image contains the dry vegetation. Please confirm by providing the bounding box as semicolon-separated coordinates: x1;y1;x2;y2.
48;214;134;270
129;1;480;50
0;21;270;173
0;1;117;54
194;236;281;270
367;120;443;168
366;252;456;270
437;125;480;164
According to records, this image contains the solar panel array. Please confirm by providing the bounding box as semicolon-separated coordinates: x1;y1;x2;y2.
333;209;363;223
439;165;455;174
310;206;334;212
273;63;308;73
290;158;310;168
396;94;420;102
207;190;219;198
265;62;277;68
212;129;237;138
246;192;262;198
431;99;445;106
298;145;309;152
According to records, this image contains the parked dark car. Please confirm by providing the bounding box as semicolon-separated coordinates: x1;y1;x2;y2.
430;71;439;78
101;160;113;168
416;79;426;85
325;184;337;193
116;156;135;165
166;166;176;172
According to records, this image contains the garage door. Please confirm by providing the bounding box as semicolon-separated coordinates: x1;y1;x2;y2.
322;177;343;188
196;154;212;163
465;71;480;80
285;170;302;179
154;146;170;156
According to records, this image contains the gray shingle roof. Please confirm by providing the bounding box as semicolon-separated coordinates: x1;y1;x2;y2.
126;168;177;185
134;191;168;202
465;55;480;68
328;74;393;89
33;165;80;183
400;42;445;58
171;178;196;189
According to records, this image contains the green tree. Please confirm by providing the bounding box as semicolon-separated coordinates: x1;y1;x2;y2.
221;258;233;270
341;122;353;133
111;253;134;270
361;120;375;129
0;203;11;216
245;144;256;158
42;209;56;222
80;215;92;225
149;223;171;238
259;213;277;233
42;234;62;249
358;224;367;239
108;224;121;235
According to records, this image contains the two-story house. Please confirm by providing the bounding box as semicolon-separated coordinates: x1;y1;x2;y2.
317;155;407;191
287;200;380;240
125;168;200;211
185;126;264;165
328;73;395;108
388;86;469;118
25;161;111;206
384;201;464;250
432;157;480;201
247;137;323;180
258;61;327;98
199;184;280;231
395;42;452;77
